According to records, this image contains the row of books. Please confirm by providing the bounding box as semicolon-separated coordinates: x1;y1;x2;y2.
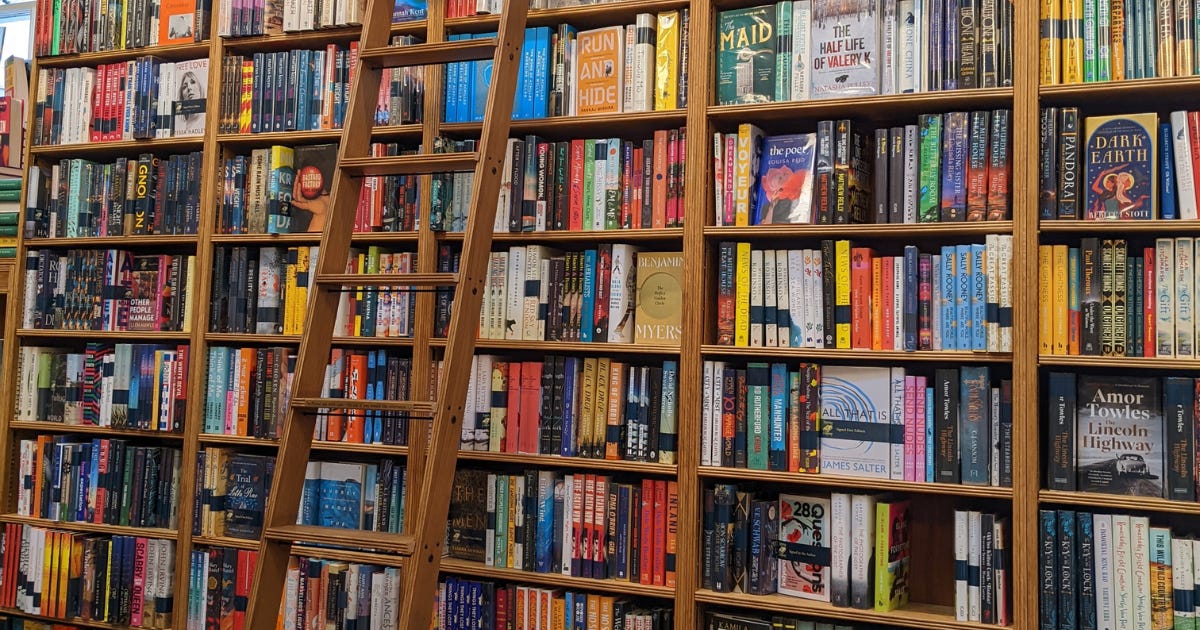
15;344;190;433
203;345;295;439
701;363;1012;486
1038;509;1200;629
457;355;679;464
0;524;175;629
0;179;19;258
480;246;684;346
216;0;379;37
314;350;417;446
26;153;205;239
444;16;689;123
953;509;1011;625
1040;0;1199;84
33;58;209;148
299;459;408;533
429;137;476;233
22;250;195;332
331;246;419;339
186;547;256;630
485;130;687;234
435;576;675;630
218;144;327;235
34;0;207;56
209;245;323;337
193;448;275;539
279;556;403;630
716;238;1014;353
703;613;863;630
717;113;1011;227
1037;238;1200;358
362;143;422;233
717;0;1014;105
1045;373;1200;502
17;437;181;530
446;468;679;585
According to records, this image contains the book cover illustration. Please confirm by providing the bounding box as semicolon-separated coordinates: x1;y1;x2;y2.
172;58;208;137
291;144;338;233
158;0;197;44
1083;113;1157;220
809;0;880;99
1076;375;1165;497
874;497;911;611
819;365;893;478
754;133;817;224
634;252;683;345
316;462;366;529
776;493;830;601
716;5;777;105
128;256;160;331
224;454;273;539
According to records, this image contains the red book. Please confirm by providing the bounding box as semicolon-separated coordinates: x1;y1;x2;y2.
580;474;595;577
676;129;687;224
233;550;254;630
494;583;509;629
571;473;586;577
653;479;667;586
652;129;668;227
631;147;644;228
665;480;678;588
518;361;542;455
345;352;368;443
568;140;585;231
639;478;654;585
1144;246;1156;357
850;247;875;349
1187;112;1200;214
592;245;612;342
592;475;608;578
505;362;521;453
881;256;895;350
665;129;680;227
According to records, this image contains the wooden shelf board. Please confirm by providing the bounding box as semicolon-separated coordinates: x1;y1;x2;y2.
30;136;205;159
439;558;675;599
193;535;264;550
0;606;126;630
445;0;690;32
210;232;322;244
220;21;426;51
695;591;985;630
290;543;407;567
457;450;676;475
436;227;685;243
9;421;184;439
24;234;200;247
704;221;1013;239
0;513;177;539
699;467;1012;498
432;338;681;354
333;335;417;348
17;328;190;341
199;433;280;447
36;41;211;68
701;345;1013;363
217;125;423;148
198;434;412;458
440;109;687;138
1040;76;1200;103
1038;355;1200;369
206;332;303;344
707;88;1014;126
1040;219;1200;233
351;231;421;243
1040;490;1200;515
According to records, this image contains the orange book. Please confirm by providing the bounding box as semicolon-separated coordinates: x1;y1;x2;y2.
158;0;197;45
574;26;624;116
850;247;875;349
639;478;654;585
603;362;626;460
44;530;58;617
598;595;616;630
236;348;256;436
586;593;601;629
58;533;72;619
345;353;368;443
32;436;49;517
651;130;668;227
515;586;527;630
881;256;895;351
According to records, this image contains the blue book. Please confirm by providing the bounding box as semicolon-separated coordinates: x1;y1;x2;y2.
1057;510;1078;629
925;386;935;482
958;366;991;485
532;27;552;119
443;35;461;123
579;249;597;342
904;245;918;351
941;246;958;350
296;49;310;131
564;592;575;629
768;363;788;471
391;0;426;21
970;243;987;351
1077;512;1098;630
1039;510;1059;629
561;357;578;457
535;470;554;573
956;244;972;351
1161;123;1178;219
516;28;538;120
317;462;364;529
472;33;496;122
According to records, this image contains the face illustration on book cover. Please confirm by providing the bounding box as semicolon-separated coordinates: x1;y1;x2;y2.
1084;114;1156;220
291;144;338;232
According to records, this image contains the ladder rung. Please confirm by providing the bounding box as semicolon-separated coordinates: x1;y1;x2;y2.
291;397;436;415
264;525;416;555
341;152;479;176
359;38;498;68
315;272;459;287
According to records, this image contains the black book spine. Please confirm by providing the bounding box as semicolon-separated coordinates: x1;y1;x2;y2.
935;367;961;483
959;0;979;89
1045;371;1077;491
1056;510;1077;630
1165;376;1197;501
1080;237;1101;354
1077;512;1098;630
1039;509;1059;630
1039;107;1059;219
1057;107;1080;219
873;128;889;224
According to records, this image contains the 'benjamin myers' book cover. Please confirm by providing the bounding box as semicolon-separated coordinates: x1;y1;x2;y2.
754;133;817;224
1075;375;1164;497
820;365;893;478
1083;113;1157;220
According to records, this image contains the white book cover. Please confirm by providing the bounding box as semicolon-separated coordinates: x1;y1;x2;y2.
1174;536;1196;626
898;0;916;92
1180;237;1197;358
462;357;478;449
505;246;526;340
489;252;508;339
810;248;825;346
1156;238;1177;357
985;235;1000;351
538;258;551;339
750;248;764;347
792;0;812;100
968;510;982;622
608;244;639;342
632;13;656;112
623;25;635;112
764;249;778;346
778;494;832;601
880;0;898;94
497;140;516;232
830;492;853;606
1172;111;1199;220
810;0;881;99
1094;513;1116;630
1131;515;1152;628
849;493;877;608
561;475;574;575
893;257;904;350
474;355;492;448
889;367;905;481
124;61;137;141
998;235;1013;352
776;250;791;347
701;361;714;467
710;361;726;465
954;509;968;620
789;250;807;347
820;366;894;478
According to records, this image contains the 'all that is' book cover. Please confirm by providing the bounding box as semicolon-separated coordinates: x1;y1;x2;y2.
809;0;880;99
716;5;777;105
1076;375;1165;497
819;365;893;478
754;133;817;224
1083;113;1157;220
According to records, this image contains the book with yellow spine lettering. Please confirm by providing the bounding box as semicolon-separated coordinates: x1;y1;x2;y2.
735;242;751;346
1053;244;1069;354
1062;0;1085;83
1039;245;1053;354
835;239;852;349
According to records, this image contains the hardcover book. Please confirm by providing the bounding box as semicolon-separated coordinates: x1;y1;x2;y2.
776;493;830;601
874;497;911;612
634;252;684;345
575;26;625;115
716;5;778;105
810;0;880;99
291;144;338;233
1076;375;1165;497
754;133;817;224
171;58;208;137
1083;113;1157;220
819;365;893;479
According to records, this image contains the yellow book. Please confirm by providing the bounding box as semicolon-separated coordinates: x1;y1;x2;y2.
507;476;517;567
57;532;70;619
296;246;313;335
354;252;366;336
735;242;751;346
835;240;852;349
118;0;127;50
734;124;764;226
599;595;615;630
1156;0;1176;78
283;248;299;335
1053;244;1069;354
594;357;611;456
580;357;597;456
43;530;57;617
1039;245;1054;354
1062;0;1085;83
586;593;601;629
182;255;196;333
212;448;229;537
552;595;566;629
654;11;680;111
1040;0;1062;84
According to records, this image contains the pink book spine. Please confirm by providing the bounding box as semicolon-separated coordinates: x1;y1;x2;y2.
131;537;147;627
903;375;917;481
723;134;736;226
915;376;928;482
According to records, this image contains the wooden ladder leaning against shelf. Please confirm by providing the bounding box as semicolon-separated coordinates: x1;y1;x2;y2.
243;0;529;628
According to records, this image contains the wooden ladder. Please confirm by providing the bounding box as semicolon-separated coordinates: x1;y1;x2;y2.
243;0;529;627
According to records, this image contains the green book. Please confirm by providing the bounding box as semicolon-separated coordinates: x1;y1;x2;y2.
582;139;595;230
774;2;792;102
918;114;943;223
0;225;18;237
0;212;19;226
747;362;770;470
716;5;777;105
0;178;22;191
0;190;21;202
1083;0;1097;81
